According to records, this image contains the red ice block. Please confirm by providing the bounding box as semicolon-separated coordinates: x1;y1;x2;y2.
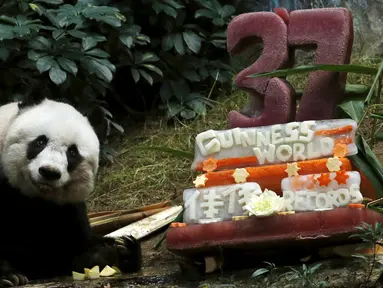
227;12;295;128
288;8;354;121
166;208;383;256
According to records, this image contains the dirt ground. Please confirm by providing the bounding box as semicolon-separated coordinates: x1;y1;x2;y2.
24;228;383;288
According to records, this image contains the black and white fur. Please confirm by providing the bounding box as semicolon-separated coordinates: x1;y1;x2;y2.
0;98;141;287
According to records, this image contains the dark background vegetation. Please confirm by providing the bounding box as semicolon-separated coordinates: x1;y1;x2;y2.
0;0;241;162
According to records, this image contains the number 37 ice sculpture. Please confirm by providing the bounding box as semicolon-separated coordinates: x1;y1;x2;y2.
227;8;353;128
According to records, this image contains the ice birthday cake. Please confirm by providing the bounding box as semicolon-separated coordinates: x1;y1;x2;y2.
183;119;363;224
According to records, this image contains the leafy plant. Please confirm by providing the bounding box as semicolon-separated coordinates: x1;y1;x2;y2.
284;263;328;288
125;0;236;120
0;0;237;162
251;261;278;285
0;0;131;162
350;222;383;287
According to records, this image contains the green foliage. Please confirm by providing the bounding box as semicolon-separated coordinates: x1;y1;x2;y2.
284;263;328;288
0;0;125;151
0;0;236;162
252;261;328;287
350;222;383;287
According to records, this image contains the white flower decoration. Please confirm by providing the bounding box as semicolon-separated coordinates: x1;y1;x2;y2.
244;189;285;217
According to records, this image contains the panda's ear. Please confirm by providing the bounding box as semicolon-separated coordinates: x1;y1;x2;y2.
86;107;108;145
18;84;47;110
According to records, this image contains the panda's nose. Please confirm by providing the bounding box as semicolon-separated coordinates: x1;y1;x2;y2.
39;166;61;181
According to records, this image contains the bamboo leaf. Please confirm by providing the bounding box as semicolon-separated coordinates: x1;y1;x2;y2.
370;113;383;120
376;132;383;141
349;146;383;199
365;62;383;105
356;135;383;180
251;268;270;278
247;64;378;79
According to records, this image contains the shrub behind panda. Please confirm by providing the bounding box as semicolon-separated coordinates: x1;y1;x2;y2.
0;98;141;287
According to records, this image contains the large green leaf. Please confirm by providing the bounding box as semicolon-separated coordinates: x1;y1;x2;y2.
186;98;206;115
85;59;113;82
0;16;17;25
28;50;46;61
162;0;184;9
135;52;159;64
138;69;153;85
180;109;196;119
142;64;163;77
57;57;77;75
174;33;184;55
49;66;67;85
219;5;235;18
119;34;133;48
82;37;98;51
161;33;174;51
338;100;364;122
0;24;14;40
182;31;201;54
34;0;63;4
131;68;140;83
247;64;378;79
195;8;215;19
29;36;51;51
182;69;201;82
36;56;56;73
85;48;109;58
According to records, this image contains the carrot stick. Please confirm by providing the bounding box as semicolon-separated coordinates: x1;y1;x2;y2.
196;156;259;172
315;125;353;136
201;157;352;193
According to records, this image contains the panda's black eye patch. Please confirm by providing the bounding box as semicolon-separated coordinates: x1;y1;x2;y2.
66;144;83;172
27;135;48;160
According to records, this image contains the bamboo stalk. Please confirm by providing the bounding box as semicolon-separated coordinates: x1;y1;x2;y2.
88;211;116;218
106;205;183;240
91;207;169;235
89;200;171;223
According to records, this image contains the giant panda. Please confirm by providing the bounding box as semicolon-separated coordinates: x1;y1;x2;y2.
0;98;141;287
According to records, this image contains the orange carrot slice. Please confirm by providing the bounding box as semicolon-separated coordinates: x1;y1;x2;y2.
202;158;352;193
348;203;365;209
315;125;353;136
170;222;187;228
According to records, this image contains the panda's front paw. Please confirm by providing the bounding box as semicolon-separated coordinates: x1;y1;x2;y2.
0;273;28;287
0;261;28;287
72;235;142;274
112;235;142;273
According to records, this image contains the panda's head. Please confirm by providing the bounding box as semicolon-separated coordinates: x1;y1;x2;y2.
1;99;100;204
